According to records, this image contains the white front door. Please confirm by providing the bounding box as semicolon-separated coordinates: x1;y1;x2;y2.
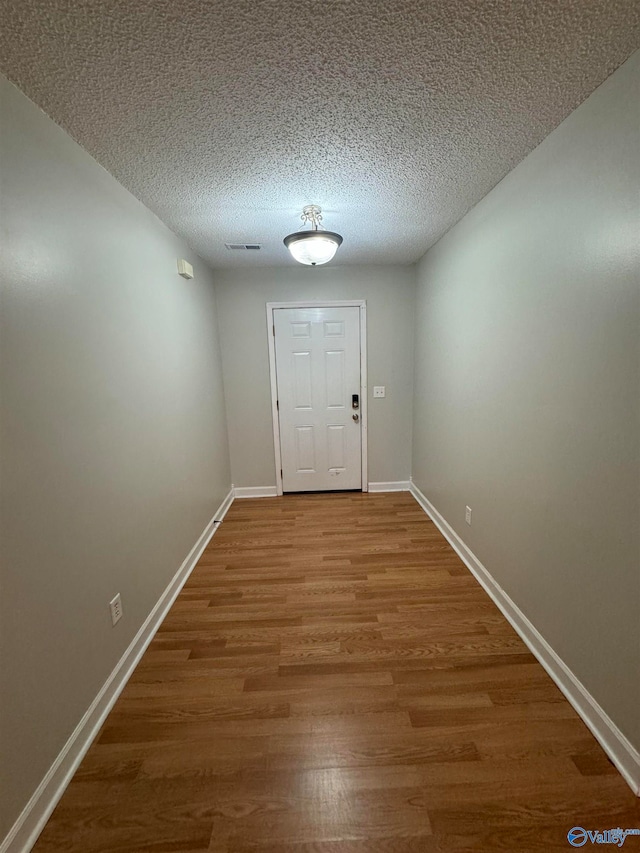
274;306;362;492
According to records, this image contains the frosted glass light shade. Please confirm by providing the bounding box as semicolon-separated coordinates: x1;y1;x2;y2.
283;230;343;265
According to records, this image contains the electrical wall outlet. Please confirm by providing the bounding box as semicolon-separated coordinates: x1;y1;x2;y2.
465;506;472;525
373;386;386;398
109;593;123;626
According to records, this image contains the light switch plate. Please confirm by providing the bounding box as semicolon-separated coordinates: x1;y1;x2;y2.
373;386;386;398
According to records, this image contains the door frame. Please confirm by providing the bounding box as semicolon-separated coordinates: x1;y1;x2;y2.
266;300;368;496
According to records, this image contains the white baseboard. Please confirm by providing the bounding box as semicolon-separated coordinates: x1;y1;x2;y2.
368;481;411;492
408;480;640;797
1;487;235;853
233;486;278;498
235;484;410;496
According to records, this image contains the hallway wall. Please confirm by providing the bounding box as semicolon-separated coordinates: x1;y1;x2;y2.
214;265;416;488
0;77;231;840
412;52;640;750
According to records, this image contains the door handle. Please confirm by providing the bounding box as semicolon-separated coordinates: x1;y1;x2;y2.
352;413;359;422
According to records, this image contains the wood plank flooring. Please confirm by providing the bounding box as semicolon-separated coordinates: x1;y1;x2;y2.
32;492;639;852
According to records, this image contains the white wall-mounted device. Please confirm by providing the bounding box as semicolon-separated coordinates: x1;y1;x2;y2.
177;259;194;279
109;593;123;626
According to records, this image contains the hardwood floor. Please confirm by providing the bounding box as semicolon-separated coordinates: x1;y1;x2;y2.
32;492;639;852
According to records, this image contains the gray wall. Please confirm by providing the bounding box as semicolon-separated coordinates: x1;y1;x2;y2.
0;78;231;838
412;53;640;749
214;265;416;488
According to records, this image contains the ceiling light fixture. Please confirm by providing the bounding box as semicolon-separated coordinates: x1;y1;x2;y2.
283;205;343;266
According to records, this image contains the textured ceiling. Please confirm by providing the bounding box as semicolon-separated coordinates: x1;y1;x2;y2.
1;1;639;268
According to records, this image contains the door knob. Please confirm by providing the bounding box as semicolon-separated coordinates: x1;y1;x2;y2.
352;413;359;422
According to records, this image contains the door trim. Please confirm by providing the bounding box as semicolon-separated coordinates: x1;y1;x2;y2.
266;301;368;497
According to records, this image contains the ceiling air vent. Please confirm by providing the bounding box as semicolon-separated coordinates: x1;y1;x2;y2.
224;243;262;250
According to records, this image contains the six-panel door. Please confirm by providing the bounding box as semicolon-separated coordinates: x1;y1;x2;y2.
274;306;362;492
